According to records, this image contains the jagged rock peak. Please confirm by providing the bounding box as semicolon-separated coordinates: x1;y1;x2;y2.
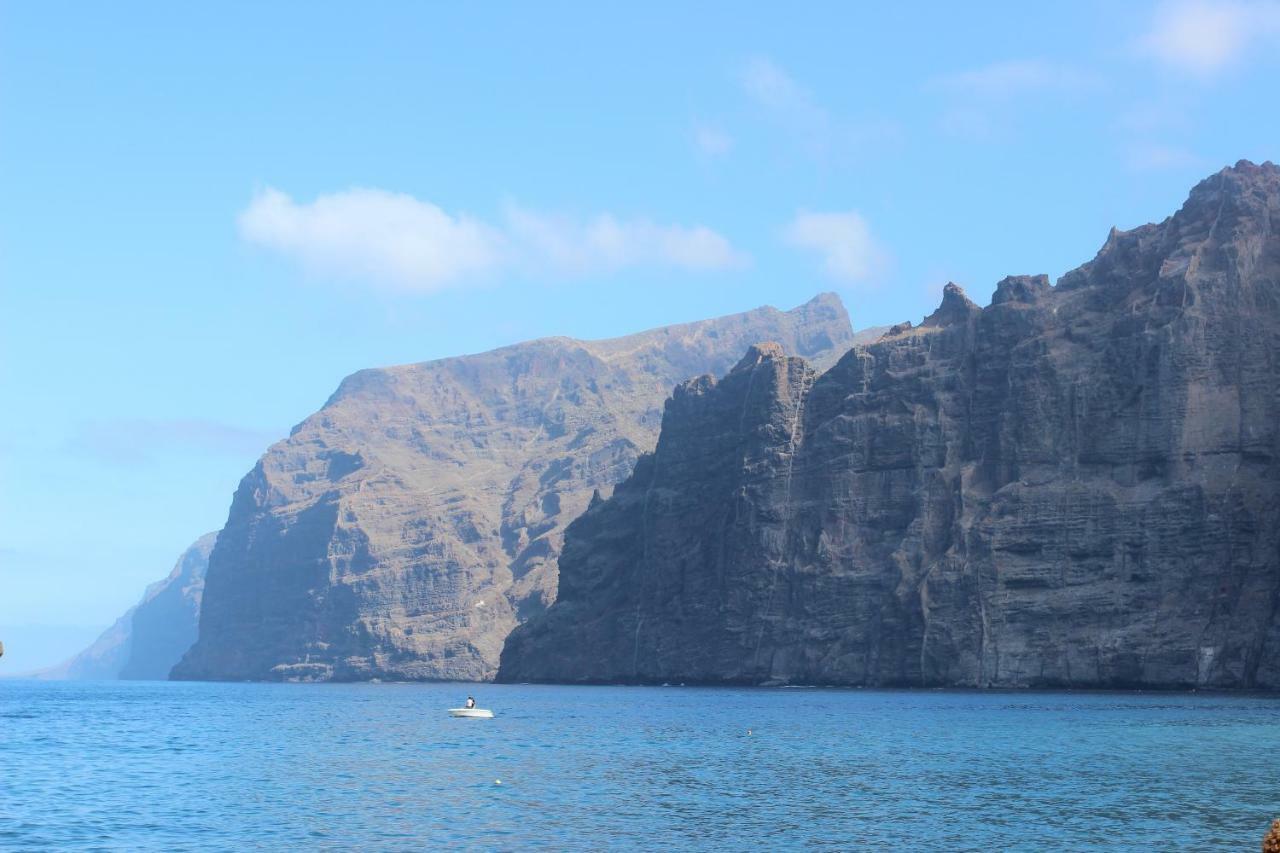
1076;160;1279;287
731;341;789;372
992;274;1052;305
882;321;914;339
792;291;847;319
922;282;980;328
1223;158;1278;181
1188;159;1280;205
1174;158;1280;228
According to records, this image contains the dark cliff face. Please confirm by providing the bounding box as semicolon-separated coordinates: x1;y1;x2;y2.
171;296;857;682
500;161;1280;689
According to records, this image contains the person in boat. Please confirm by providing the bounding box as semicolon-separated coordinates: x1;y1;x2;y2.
465;696;476;709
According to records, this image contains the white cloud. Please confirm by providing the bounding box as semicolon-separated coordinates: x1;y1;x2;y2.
239;187;503;292
929;59;1101;98
1137;1;1280;74
504;206;747;274
239;188;747;290
693;123;733;156
783;211;887;286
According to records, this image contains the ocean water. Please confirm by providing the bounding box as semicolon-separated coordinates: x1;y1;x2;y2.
1;681;1277;850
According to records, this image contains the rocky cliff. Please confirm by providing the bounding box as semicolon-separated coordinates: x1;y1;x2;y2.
173;296;863;681
500;160;1280;690
42;533;214;680
119;532;215;679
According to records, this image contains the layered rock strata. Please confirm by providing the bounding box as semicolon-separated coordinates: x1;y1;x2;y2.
174;295;862;681
500;161;1280;689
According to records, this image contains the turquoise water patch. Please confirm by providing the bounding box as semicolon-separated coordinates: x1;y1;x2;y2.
1;681;1277;849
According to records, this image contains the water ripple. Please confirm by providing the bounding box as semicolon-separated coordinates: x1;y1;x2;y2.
1;681;1278;849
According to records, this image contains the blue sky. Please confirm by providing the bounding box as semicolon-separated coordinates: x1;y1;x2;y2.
2;1;1278;668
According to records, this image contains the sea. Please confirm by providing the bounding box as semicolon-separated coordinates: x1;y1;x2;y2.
1;680;1277;850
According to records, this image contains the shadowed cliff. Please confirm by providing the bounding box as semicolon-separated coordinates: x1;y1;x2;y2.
500;161;1280;689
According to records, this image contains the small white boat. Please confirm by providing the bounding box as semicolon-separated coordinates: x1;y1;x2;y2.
449;707;494;718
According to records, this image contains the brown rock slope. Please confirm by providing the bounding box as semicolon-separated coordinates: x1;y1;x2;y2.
500;161;1280;689
173;294;860;681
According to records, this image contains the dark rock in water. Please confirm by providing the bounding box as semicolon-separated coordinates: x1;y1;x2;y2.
39;533;215;680
172;296;863;682
499;160;1280;690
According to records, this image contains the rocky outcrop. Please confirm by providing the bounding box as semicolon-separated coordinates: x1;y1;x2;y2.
500;161;1280;690
173;296;863;682
41;533;215;680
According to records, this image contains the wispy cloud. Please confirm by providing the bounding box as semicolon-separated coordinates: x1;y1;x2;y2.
1125;143;1204;172
67;419;281;465
239;188;747;291
935;108;1000;143
1137;1;1280;75
782;211;888;286
693;123;733;156
503;205;747;274
928;59;1101;99
741;57;830;136
1115;100;1192;134
926;59;1100;141
738;56;898;158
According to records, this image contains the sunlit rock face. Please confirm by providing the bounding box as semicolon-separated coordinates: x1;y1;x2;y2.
501;161;1280;690
172;295;865;682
